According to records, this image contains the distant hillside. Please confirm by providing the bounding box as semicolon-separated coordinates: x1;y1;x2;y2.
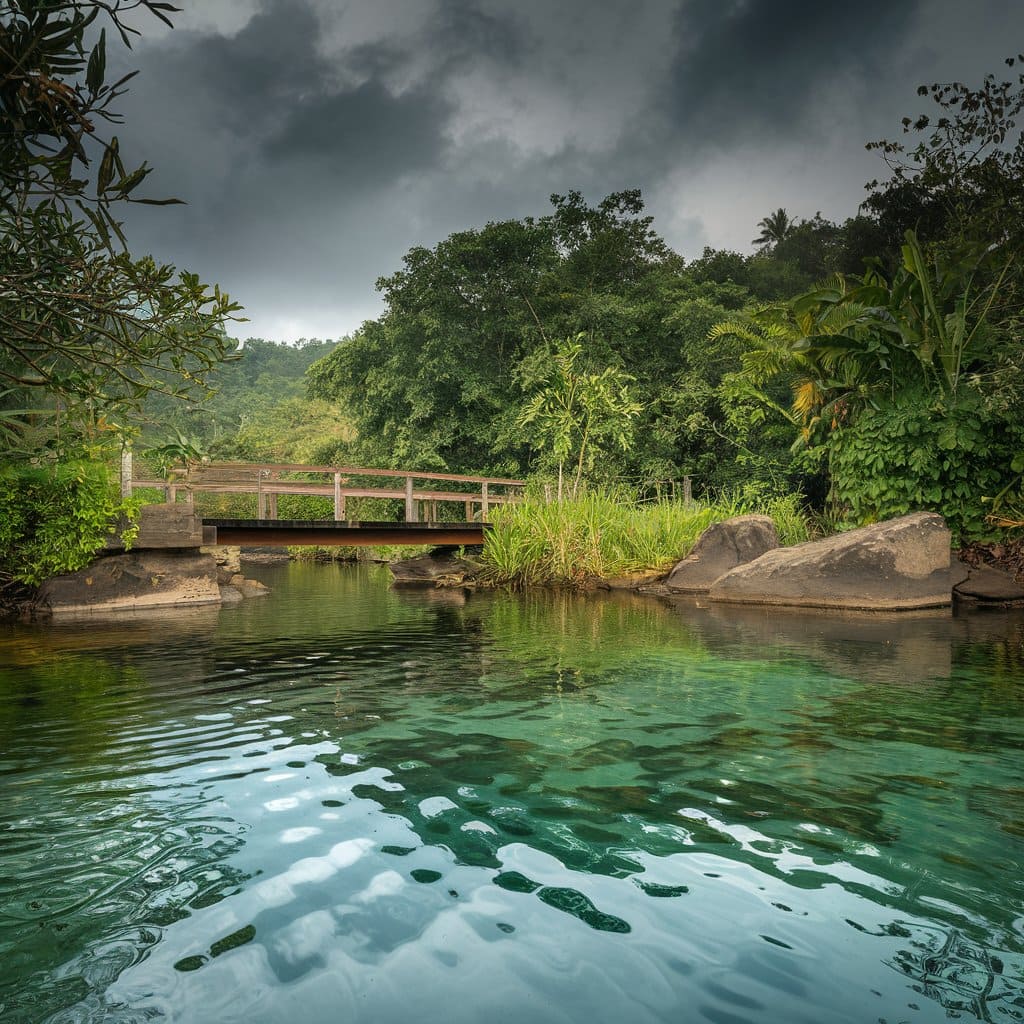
140;337;353;464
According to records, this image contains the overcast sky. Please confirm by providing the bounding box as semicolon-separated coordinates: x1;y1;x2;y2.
111;0;1023;342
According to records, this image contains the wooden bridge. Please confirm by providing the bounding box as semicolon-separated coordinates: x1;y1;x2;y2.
126;460;526;547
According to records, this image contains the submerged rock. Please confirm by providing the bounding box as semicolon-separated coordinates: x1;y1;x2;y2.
666;514;779;594
239;548;291;564
228;574;270;598
709;512;957;611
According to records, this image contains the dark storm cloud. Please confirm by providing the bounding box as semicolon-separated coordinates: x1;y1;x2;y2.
664;0;925;142
113;0;465;337
104;0;1024;340
132;0;453;188
179;0;326;108
429;0;529;68
262;78;451;188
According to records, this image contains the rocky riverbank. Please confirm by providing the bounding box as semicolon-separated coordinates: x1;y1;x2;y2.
20;505;269;619
9;506;1022;621
390;512;1024;611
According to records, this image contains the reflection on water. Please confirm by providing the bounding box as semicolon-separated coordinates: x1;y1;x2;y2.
1;562;1023;1023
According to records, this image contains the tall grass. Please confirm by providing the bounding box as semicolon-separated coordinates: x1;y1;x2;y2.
479;490;809;588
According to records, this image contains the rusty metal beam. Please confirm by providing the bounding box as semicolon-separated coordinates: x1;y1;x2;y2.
204;519;486;547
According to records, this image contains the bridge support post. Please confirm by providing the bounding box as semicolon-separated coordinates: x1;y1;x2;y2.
405;476;417;522
120;445;133;499
683;475;693;508
481;482;490;521
267;472;279;519
334;473;345;520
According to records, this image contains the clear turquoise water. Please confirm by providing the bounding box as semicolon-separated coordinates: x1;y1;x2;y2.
1;562;1023;1024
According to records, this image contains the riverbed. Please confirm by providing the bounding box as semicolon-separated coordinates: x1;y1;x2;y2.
1;562;1023;1023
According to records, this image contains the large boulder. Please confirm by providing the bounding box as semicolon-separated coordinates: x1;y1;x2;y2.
666;514;779;593
709;512;957;611
38;550;221;615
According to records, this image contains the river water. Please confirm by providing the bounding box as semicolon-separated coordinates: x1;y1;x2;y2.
1;562;1023;1024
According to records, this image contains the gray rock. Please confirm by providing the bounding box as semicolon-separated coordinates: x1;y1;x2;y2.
955;563;1024;604
666;514;779;593
390;547;477;586
219;584;245;604
709;512;955;611
39;550;220;615
951;558;972;589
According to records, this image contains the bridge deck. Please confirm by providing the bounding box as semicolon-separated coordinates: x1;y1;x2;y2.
205;519;487;547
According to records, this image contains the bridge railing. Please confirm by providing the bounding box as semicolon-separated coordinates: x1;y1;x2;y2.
129;461;526;523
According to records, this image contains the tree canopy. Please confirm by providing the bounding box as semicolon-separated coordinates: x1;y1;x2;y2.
306;190;803;492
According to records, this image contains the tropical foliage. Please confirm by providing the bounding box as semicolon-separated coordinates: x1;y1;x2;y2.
518;335;641;499
306;190;805;495
0;1;239;598
139;337;346;463
714;230;1022;537
752;208;793;249
864;56;1024;287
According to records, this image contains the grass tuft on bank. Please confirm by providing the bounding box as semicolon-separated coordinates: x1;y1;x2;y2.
479;490;810;588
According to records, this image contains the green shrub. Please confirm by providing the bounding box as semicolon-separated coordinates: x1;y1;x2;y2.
828;393;1022;540
0;462;140;586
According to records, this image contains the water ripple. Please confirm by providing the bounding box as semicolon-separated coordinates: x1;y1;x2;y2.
1;563;1023;1023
